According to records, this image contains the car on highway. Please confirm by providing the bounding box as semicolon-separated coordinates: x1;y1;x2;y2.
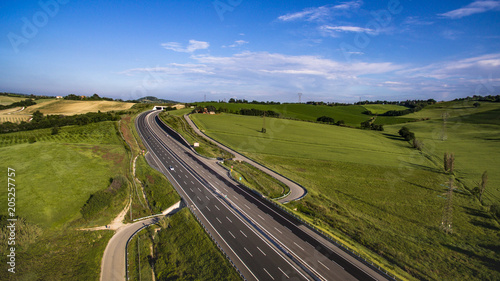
169;166;174;171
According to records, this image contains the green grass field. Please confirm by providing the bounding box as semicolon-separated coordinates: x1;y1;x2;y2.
0;95;26;106
0;120;130;281
0;122;127;229
385;102;500;206
362;104;409;114
190;111;500;280
196;102;415;127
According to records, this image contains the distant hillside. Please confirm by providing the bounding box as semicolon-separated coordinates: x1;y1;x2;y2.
136;96;178;104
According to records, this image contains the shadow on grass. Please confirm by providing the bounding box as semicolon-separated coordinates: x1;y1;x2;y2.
402;180;438;192
401;161;444;174
443;244;500;274
462;206;492;219
470;219;499;231
382;133;404;141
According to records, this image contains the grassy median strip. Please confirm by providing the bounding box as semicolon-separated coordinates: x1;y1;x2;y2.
128;208;242;281
224;159;289;199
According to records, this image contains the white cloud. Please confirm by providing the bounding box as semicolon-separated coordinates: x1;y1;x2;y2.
321;25;375;34
439;0;500;19
121;63;214;76
161;40;209;53
223;40;249;48
277;1;362;22
403;16;434;26
121;51;499;102
399;53;500;79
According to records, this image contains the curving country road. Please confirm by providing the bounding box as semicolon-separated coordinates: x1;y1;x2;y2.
100;202;183;281
136;110;391;281
183;113;307;203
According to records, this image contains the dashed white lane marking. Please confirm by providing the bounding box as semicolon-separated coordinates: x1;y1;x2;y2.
240;230;247;237
263;268;274;280
244;247;253;257
258;214;265;220
244;204;251;210
214;205;220;211
226;216;232;223
216;217;222;224
274;227;282;234
278;267;290;279
206;206;211;212
293;242;304;251
228;231;235;238
257;246;266;256
318;260;331;271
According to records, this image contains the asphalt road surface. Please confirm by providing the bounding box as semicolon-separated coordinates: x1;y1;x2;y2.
136;110;390;281
99;202;182;281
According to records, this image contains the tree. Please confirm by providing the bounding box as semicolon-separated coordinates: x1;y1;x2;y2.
444;153;455;173
398;126;415;141
32;110;43;122
317;116;335;124
51;126;59;135
479;171;488;202
473;102;481;108
413;139;423;150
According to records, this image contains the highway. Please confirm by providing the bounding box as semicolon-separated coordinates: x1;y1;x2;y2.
136;110;390;281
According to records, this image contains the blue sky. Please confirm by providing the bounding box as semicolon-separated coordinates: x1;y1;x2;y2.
1;0;499;103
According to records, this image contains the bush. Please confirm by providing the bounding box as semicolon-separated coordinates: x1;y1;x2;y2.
80;190;112;219
317;116;335;124
80;176;128;220
28;136;36;143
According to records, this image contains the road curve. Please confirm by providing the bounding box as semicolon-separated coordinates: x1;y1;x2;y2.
100;202;183;281
184;113;307;203
138;110;391;281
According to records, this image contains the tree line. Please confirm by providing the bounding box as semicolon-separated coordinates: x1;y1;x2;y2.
0;98;36;111
454;94;500;103
192;106;281;117
0;110;124;134
316;116;345;126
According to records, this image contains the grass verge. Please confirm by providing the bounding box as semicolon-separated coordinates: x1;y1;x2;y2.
128;209;242;281
135;155;180;214
223;159;289;199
